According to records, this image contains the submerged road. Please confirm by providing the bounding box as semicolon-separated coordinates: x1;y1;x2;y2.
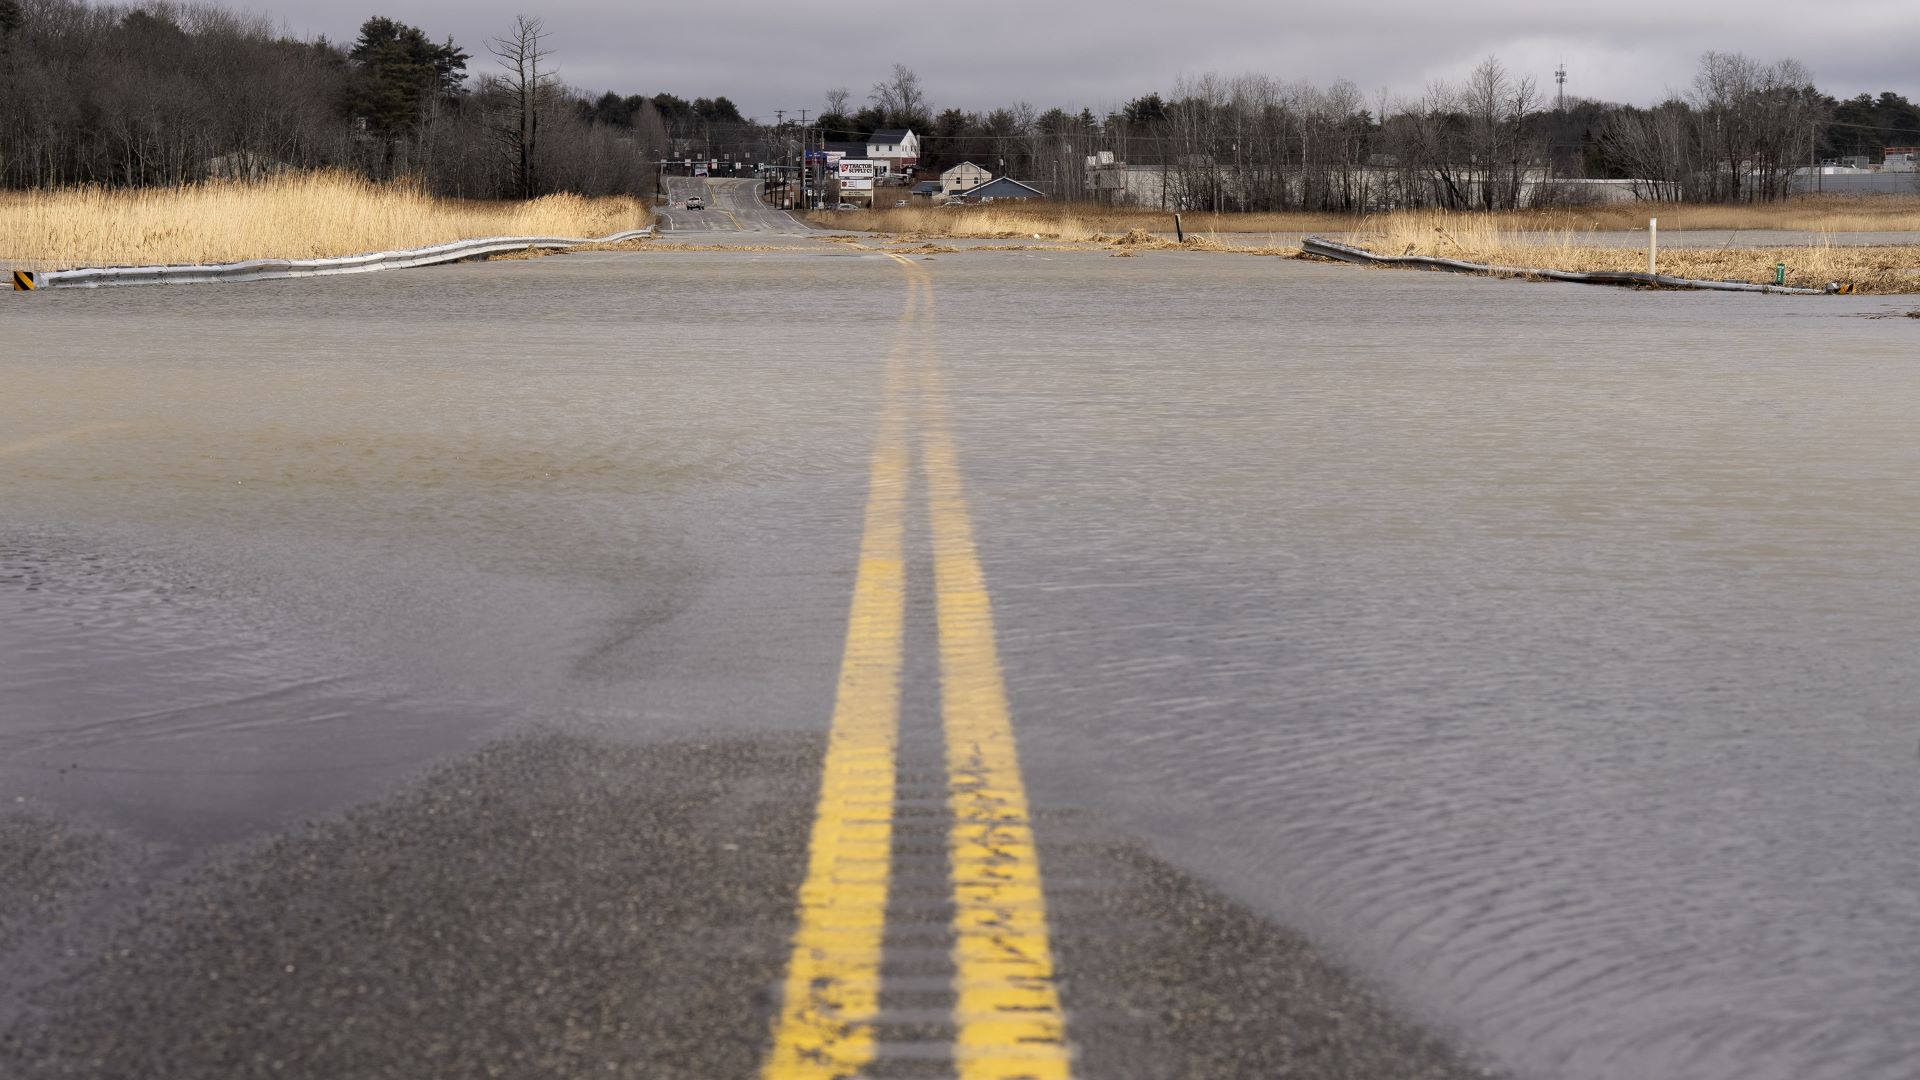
4;204;1920;1080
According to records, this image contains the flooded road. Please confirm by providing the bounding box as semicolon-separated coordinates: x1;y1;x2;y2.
929;256;1920;1079
4;242;1919;1079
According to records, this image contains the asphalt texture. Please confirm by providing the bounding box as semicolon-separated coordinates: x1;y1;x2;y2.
656;175;815;234
5;179;1919;1079
1;735;1490;1080
0;812;118;955
3;735;818;1080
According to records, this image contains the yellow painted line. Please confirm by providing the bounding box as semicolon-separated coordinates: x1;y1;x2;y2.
767;253;1071;1078
918;285;1074;1078
761;283;917;1080
0;421;130;459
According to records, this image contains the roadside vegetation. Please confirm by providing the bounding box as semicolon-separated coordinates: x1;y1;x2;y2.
1355;212;1920;293
817;195;1920;240
0;1;688;199
0;172;652;270
831;201;1920;292
815;206;1361;239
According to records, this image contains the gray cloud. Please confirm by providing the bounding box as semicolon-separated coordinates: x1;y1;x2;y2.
252;0;1919;119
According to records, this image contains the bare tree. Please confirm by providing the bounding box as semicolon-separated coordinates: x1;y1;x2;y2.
823;86;850;117
1457;56;1541;209
487;14;554;197
868;63;928;128
1601;102;1695;201
1659;51;1827;202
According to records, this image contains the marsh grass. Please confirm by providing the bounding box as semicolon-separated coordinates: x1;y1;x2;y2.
1359;211;1920;293
818;194;1920;241
814;204;1359;239
823;201;1919;292
1;172;653;271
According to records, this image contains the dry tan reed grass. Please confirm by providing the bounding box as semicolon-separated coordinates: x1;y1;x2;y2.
818;194;1920;242
837;203;1915;290
1351;211;1920;293
814;204;1358;238
814;201;1917;289
1;171;653;271
1553;194;1920;233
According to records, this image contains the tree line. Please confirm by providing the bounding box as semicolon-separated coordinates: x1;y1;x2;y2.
3;0;1916;209
806;54;1917;209
0;0;697;197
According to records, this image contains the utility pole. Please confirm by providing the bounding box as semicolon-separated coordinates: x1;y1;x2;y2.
1814;120;1822;195
773;110;787;207
798;109;810;209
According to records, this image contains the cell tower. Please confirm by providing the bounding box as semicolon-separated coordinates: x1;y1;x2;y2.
1555;64;1567;112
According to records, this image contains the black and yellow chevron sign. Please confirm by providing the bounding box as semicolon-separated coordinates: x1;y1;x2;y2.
10;270;37;291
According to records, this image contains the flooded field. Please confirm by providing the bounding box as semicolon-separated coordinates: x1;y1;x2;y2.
5;245;1919;1078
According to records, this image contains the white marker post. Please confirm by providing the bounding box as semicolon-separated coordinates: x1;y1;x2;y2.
1649;217;1658;276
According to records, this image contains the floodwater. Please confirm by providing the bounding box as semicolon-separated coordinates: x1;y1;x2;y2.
1;252;872;847
5;247;1920;1079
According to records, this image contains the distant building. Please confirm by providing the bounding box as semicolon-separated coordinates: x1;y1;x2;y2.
1884;147;1919;173
950;177;1047;203
911;181;943;199
940;161;991;196
1087;163;1182;208
866;129;920;179
822;141;867;164
1083;151;1128;198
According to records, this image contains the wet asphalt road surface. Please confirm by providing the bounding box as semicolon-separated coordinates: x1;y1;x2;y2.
657;176;813;235
0;733;1479;1080
4;196;1920;1079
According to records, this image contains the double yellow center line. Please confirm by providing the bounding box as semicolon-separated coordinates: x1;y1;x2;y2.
762;256;1072;1079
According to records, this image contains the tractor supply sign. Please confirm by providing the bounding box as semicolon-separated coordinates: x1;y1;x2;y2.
836;160;874;192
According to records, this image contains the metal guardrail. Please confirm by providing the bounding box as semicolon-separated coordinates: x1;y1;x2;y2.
18;226;655;290
1299;235;1836;295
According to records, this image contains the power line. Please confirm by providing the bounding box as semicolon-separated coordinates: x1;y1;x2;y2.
1824;117;1920;137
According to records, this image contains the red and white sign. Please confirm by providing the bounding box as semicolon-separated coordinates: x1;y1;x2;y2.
836;160;875;192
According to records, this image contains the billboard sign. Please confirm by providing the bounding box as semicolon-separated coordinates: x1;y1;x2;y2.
837;160;874;192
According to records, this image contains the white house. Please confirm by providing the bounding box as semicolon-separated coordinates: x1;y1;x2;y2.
865;129;920;179
941;161;991;196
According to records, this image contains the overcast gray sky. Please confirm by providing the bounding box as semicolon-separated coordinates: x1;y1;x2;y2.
252;0;1919;120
